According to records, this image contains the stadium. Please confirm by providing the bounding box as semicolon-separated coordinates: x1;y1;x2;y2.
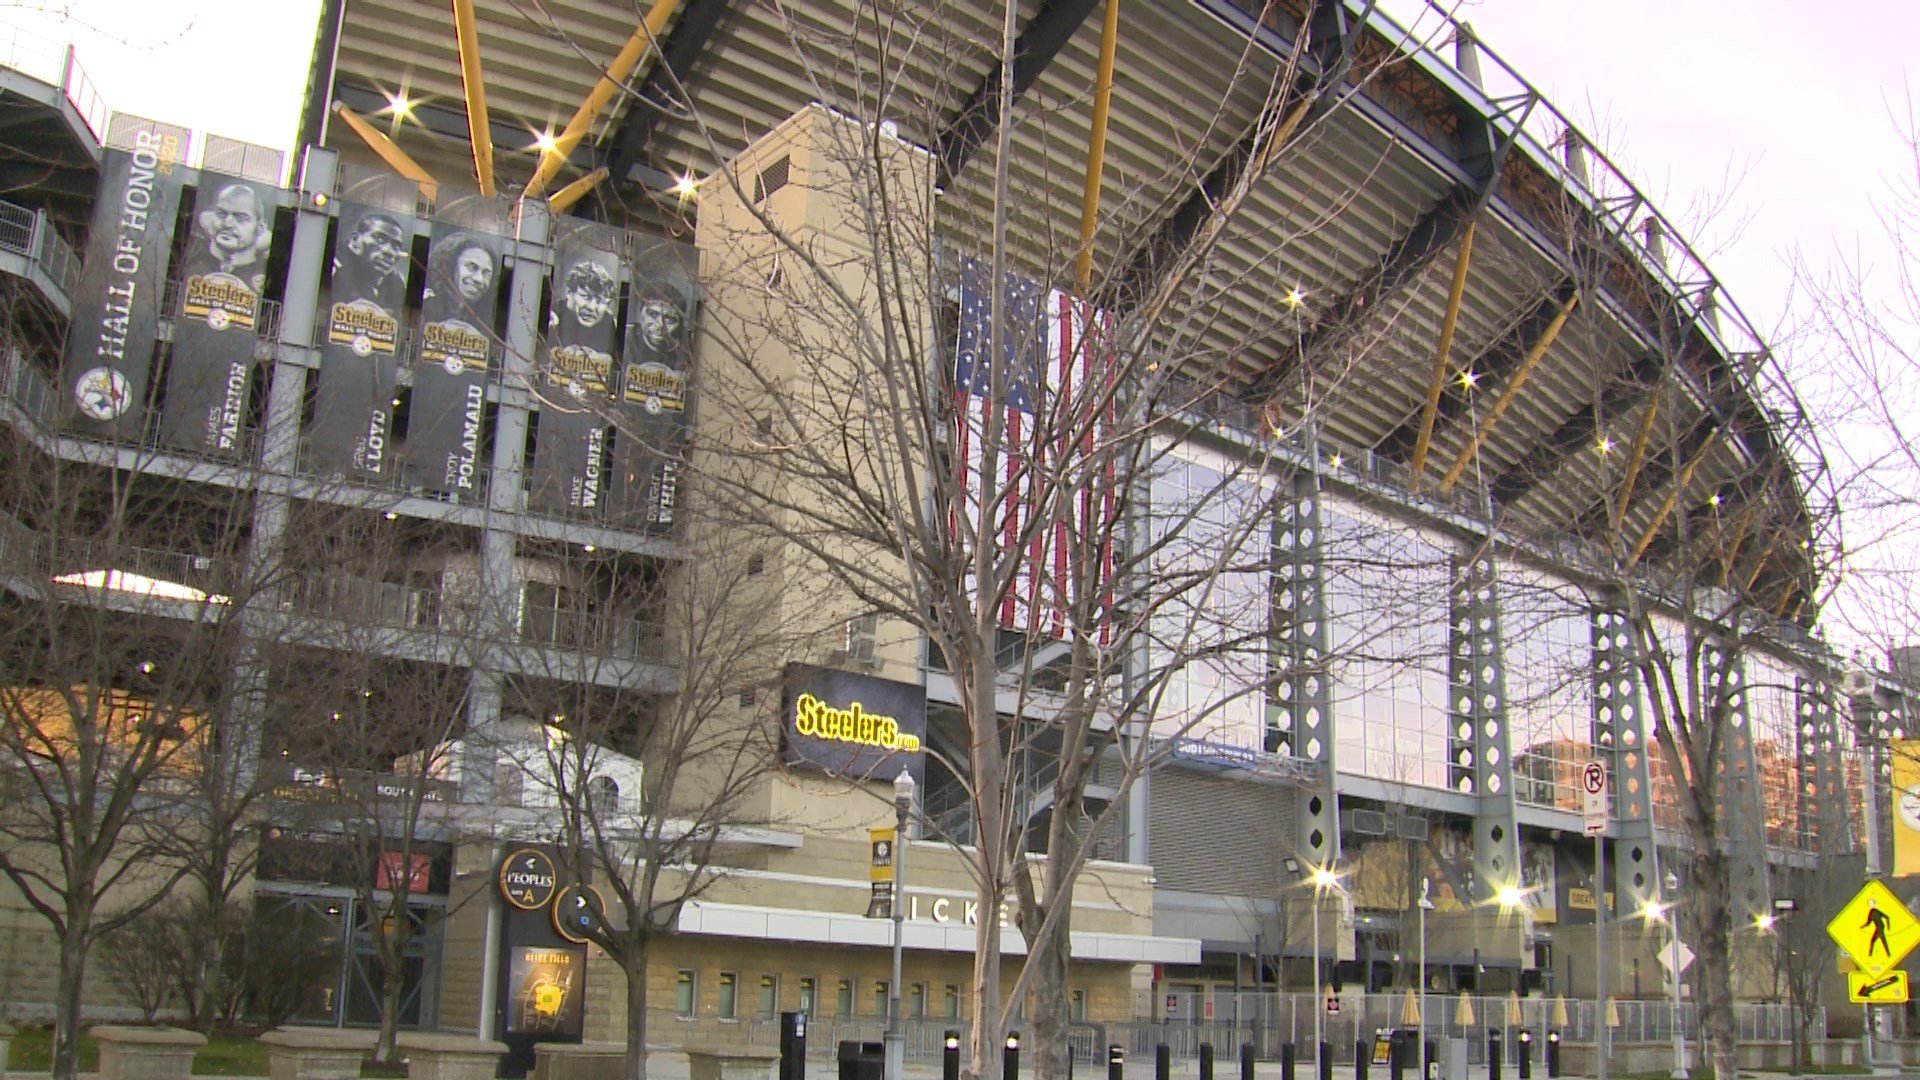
0;0;1908;1073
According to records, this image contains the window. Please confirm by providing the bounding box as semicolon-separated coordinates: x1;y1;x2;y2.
675;970;696;1018
837;979;854;1017
873;979;889;1017
1071;989;1087;1021
944;984;962;1020
909;983;927;1019
759;975;779;1018
739;688;756;708
798;977;817;1018
718;972;738;1019
748;553;766;575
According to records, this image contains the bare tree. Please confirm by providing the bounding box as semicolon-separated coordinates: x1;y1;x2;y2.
501;475;811;1080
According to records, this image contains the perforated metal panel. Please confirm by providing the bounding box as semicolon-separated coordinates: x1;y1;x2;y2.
1706;641;1772;921
1591;608;1659;919
1449;548;1519;900
1275;470;1339;873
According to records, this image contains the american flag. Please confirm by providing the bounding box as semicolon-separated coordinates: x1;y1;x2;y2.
952;257;1116;642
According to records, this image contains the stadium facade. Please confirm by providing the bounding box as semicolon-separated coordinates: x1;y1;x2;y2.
0;0;1913;1057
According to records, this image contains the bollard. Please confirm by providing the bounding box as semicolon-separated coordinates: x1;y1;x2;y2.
1281;1043;1296;1080
1201;1044;1215;1080
1545;1032;1560;1079
1487;1030;1502;1080
1318;1041;1332;1080
1242;1043;1256;1080
1006;1032;1022;1080
1109;1045;1125;1080
944;1032;961;1080
1156;1044;1171;1080
1355;1040;1368;1080
1422;1041;1437;1080
1517;1030;1532;1080
780;1012;808;1080
1388;1032;1404;1080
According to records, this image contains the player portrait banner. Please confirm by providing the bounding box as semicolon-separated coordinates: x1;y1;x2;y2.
61;125;191;438
612;237;698;530
528;230;619;514
1892;738;1920;877
158;172;276;457
405;226;501;496
309;202;411;479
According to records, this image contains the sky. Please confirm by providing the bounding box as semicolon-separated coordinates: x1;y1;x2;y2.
10;0;1916;637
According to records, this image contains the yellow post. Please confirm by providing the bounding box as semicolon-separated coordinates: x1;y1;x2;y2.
1438;293;1579;492
453;0;496;197
522;0;683;200
1073;0;1122;294
548;168;610;214
333;103;441;203
1409;220;1476;491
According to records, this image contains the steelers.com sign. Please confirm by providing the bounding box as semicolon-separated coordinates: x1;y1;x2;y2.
781;663;926;783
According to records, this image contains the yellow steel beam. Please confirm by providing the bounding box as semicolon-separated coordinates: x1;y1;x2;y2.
523;0;682;201
1438;294;1578;493
453;0;496;197
1073;0;1123;294
334;103;441;203
548;167;610;214
1613;392;1661;525
1717;502;1757;584
1408;219;1476;491
1743;544;1774;593
1627;438;1717;567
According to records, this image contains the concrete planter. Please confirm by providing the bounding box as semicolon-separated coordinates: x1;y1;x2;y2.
91;1025;207;1080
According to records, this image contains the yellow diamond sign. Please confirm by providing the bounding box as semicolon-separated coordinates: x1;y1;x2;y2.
1829;880;1920;978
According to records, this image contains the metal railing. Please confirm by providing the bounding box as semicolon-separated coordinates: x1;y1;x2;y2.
0;25;108;139
0;197;83;298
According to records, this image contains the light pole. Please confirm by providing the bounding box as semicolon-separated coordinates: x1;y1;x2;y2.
1418;878;1436;1058
885;768;916;1080
1645;870;1684;1080
1311;866;1340;1071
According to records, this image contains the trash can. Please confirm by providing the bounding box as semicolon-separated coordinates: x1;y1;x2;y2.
839;1041;885;1080
1438;1038;1468;1080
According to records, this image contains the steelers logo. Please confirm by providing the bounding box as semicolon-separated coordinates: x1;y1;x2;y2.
74;367;131;421
644;395;662;415
443;356;465;376
352;334;374;357
206;309;230;331
568;381;587;399
1898;787;1920;832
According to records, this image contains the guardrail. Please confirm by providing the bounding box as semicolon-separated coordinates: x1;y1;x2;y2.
0;25;108;139
0;196;83;298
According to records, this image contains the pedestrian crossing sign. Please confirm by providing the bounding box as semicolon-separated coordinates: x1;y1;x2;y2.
1829;879;1920;978
1849;970;1911;1005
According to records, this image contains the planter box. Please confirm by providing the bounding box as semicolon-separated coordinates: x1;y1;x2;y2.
92;1025;207;1080
396;1032;508;1080
261;1026;377;1080
533;1041;627;1080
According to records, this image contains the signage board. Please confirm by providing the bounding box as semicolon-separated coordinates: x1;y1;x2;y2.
1828;879;1920;978
781;663;926;783
1581;760;1608;836
1849;969;1911;1005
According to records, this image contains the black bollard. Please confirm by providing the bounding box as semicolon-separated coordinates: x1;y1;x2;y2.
1318;1041;1332;1080
944;1032;961;1080
1486;1030;1502;1080
1355;1040;1368;1080
1281;1043;1296;1080
1006;1032;1022;1080
780;1012;807;1080
1422;1042;1436;1080
1109;1045;1125;1080
1201;1044;1215;1080
1517;1030;1532;1080
1242;1043;1256;1080
1156;1043;1171;1080
1544;1032;1560;1079
1388;1033;1404;1080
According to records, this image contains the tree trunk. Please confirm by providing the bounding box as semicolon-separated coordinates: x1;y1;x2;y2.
971;877;1005;1080
624;935;653;1080
375;931;406;1066
53;926;88;1080
1689;850;1737;1080
1025;906;1072;1080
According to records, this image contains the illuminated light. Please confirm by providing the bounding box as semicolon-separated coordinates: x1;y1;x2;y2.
1708;493;1722;506
1495;885;1524;909
1328;453;1344;470
669;171;699;199
532;129;560;155
1596;436;1615;456
384;511;398;520
1310;867;1340;889
1755;913;1776;930
51;568;231;606
582;544;596;553
138;661;155;675
1458;369;1479;389
311;192;329;208
1644;900;1667;920
385;92;416;121
1282;287;1306;311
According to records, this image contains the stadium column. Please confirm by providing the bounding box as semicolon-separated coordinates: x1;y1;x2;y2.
1449;547;1524;968
232;146;342;778
1589;609;1660;942
453;199;551;802
1797;671;1848;856
1276;468;1340;885
1705;640;1772;924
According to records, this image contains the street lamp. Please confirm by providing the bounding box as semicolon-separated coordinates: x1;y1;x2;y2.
885;769;916;1080
1418;879;1436;1061
1645;870;1684;1080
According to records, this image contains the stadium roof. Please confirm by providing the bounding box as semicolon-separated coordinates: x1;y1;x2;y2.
309;0;1836;620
